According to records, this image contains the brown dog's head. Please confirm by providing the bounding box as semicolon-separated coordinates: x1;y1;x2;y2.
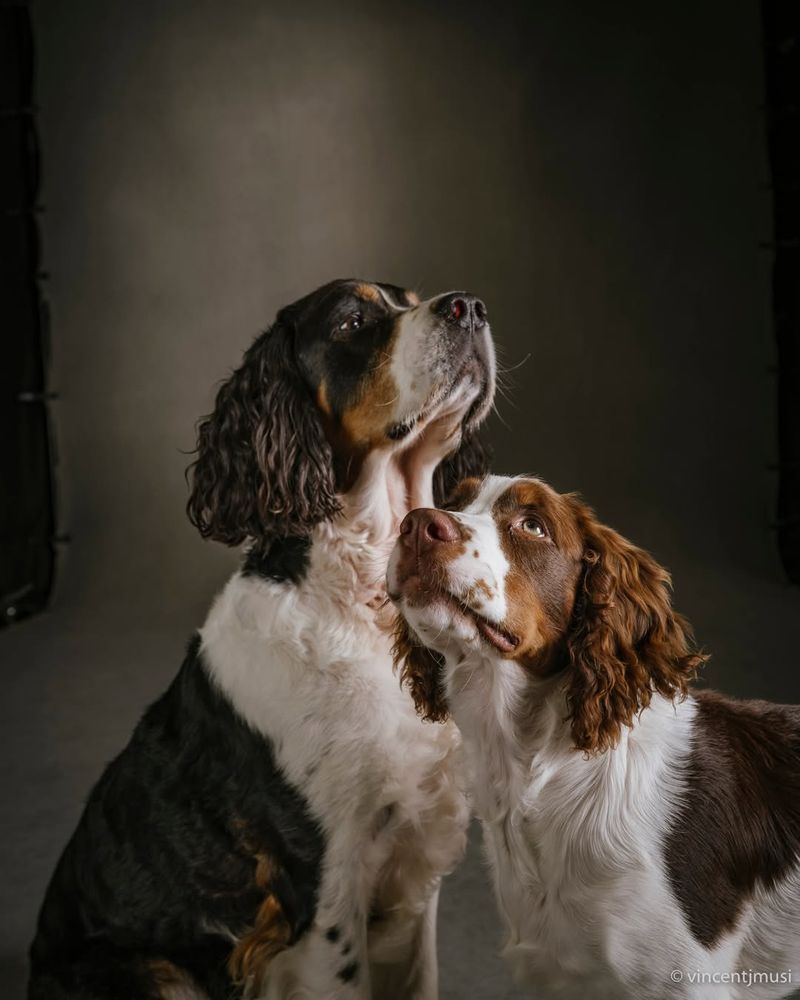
389;475;707;753
187;279;495;545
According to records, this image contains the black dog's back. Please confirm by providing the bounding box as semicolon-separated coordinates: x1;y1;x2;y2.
28;636;323;999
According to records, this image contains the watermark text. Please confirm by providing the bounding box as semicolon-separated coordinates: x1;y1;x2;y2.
670;968;793;988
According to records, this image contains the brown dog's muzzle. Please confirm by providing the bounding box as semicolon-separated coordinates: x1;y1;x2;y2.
391;508;467;602
399;508;462;554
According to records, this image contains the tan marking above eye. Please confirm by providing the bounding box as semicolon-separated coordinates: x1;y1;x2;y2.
354;282;381;304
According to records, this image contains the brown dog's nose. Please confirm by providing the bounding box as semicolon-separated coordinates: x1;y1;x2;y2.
400;508;461;553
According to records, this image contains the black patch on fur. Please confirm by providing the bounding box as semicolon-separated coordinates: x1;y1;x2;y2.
29;635;324;999
341;940;351;955
338;961;358;983
325;925;340;943
242;536;311;584
432;431;490;507
664;690;800;948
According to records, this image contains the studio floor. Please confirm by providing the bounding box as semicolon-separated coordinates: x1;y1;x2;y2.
2;552;799;1000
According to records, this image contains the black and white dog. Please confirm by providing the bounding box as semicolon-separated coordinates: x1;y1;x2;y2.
29;279;495;1000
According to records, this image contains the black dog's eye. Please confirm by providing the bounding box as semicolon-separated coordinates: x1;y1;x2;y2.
336;311;363;336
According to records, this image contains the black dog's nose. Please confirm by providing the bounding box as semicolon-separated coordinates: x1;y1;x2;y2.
434;292;488;331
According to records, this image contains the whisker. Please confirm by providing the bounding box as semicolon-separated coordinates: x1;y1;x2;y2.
371;352;393;372
428;621;450;646
494;384;519;411
491;403;512;431
456;663;479;697
495;353;532;376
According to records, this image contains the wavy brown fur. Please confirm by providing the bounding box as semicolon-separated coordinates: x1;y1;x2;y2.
565;516;708;755
392;615;449;722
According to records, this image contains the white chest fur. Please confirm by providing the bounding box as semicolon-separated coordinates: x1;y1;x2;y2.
199;529;468;963
448;658;706;998
201;566;455;823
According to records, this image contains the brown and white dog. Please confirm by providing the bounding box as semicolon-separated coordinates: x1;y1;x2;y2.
389;474;800;1000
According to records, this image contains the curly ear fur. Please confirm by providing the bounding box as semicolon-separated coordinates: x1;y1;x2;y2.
566;519;708;755
187;320;340;545
433;431;491;506
392;615;449;722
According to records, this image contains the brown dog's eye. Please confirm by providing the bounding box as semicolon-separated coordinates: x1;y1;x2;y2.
336;311;363;335
518;517;546;539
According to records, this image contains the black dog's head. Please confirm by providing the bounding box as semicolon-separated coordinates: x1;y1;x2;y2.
187;278;495;545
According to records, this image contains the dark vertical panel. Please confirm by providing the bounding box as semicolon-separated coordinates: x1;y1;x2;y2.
0;2;56;626
762;2;800;583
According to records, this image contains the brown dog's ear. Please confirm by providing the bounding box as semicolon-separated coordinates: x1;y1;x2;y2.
565;514;707;755
433;431;491;506
392;615;449;722
187;318;340;545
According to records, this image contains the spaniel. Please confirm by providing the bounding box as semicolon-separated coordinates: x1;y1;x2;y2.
29;280;495;1000
389;475;800;1000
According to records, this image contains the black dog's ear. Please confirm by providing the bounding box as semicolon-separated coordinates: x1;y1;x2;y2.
187;319;340;545
433;431;491;507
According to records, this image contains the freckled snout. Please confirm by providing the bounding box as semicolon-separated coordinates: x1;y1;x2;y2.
399;508;462;554
388;509;466;603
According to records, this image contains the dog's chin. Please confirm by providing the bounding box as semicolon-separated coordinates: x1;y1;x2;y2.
387;346;490;446
454;355;493;433
440;353;490;420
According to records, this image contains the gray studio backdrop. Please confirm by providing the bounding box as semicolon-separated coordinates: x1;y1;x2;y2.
2;2;798;998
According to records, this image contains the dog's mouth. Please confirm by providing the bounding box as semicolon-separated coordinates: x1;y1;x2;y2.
473;613;519;654
436;589;519;654
398;581;519;655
